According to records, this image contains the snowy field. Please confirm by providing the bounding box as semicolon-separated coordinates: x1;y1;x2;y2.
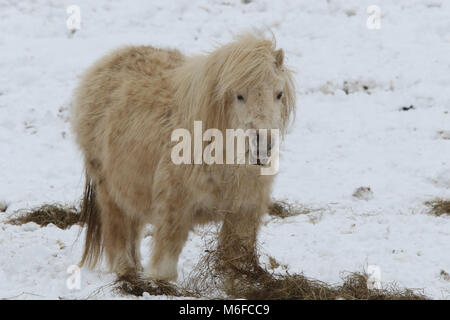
0;0;449;299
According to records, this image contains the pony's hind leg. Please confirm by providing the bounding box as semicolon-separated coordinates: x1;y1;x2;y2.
97;184;144;277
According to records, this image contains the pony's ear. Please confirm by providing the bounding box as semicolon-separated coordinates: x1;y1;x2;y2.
275;49;284;68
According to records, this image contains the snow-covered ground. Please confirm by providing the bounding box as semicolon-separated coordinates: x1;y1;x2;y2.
1;0;449;299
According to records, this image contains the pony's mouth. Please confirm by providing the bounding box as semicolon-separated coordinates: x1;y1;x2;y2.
256;159;266;166
248;132;273;166
246;150;270;166
256;157;271;166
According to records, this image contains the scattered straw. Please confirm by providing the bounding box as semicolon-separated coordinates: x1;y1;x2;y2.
183;231;426;300
425;199;450;216
8;204;81;229
268;200;312;219
114;224;427;300
115;275;199;298
229;271;424;300
268;256;281;270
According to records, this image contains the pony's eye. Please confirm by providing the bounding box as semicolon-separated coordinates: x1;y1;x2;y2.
276;92;283;100
237;94;244;101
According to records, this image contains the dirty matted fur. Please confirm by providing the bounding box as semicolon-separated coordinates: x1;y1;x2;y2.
71;34;296;281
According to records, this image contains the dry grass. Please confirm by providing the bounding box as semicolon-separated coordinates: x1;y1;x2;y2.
233;271;424;300
181;231;426;300
112;223;427;300
268;200;313;218
115;275;199;298
8;204;81;229
425;199;450;216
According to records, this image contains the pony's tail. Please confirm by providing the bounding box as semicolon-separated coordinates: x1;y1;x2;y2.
79;173;103;268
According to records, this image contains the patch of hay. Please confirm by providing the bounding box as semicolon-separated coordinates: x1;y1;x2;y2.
8;204;81;230
268;200;313;218
268;256;281;270
185;235;427;300
425;199;450;216
115;275;199;298
115;245;426;300
112;208;426;300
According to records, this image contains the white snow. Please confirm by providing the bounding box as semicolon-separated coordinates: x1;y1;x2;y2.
0;0;449;299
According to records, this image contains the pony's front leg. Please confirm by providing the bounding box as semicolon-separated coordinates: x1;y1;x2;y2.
215;204;267;295
217;204;265;272
144;200;191;282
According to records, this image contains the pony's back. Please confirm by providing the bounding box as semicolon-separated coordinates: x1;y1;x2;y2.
72;46;184;182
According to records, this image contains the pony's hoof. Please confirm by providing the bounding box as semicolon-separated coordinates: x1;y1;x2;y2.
142;267;177;282
114;262;144;280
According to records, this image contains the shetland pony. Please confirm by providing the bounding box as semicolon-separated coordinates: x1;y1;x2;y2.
71;34;296;281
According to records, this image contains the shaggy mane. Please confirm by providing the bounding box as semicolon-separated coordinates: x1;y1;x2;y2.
171;34;296;135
